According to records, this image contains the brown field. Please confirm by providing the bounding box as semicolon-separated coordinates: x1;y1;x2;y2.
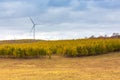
0;52;120;80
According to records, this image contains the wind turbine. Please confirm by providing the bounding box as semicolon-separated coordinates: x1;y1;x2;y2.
29;17;37;40
29;17;61;40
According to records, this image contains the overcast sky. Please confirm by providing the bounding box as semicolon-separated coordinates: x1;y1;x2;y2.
0;0;120;40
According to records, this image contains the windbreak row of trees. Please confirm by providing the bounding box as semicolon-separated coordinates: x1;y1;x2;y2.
89;33;120;39
0;38;120;58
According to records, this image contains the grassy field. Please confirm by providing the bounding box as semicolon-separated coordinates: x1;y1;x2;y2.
0;52;120;80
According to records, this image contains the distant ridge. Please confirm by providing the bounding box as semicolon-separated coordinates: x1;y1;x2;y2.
0;39;45;44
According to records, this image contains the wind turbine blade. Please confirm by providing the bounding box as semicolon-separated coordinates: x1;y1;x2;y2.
30;25;35;33
29;17;35;24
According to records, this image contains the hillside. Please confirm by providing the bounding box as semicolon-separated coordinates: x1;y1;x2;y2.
0;39;44;44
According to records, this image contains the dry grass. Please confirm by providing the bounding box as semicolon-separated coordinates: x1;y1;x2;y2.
0;52;120;80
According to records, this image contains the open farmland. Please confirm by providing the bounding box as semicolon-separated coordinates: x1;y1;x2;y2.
0;52;120;80
0;39;120;80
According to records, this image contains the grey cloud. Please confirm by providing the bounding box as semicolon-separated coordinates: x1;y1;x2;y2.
0;0;120;40
0;1;38;18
